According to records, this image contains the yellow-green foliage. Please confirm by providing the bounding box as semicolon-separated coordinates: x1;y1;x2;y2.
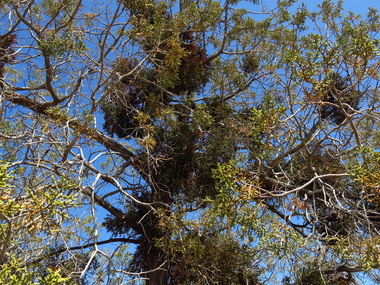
0;163;75;284
350;147;380;207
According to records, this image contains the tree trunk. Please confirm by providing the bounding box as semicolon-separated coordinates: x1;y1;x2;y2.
145;248;168;285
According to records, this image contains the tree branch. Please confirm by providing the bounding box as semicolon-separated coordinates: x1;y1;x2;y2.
25;238;140;267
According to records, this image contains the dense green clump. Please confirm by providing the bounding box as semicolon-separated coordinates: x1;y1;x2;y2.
320;72;362;125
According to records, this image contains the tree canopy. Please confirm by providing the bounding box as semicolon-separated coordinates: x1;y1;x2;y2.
1;0;380;284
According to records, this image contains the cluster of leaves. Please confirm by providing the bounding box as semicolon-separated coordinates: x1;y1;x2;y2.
101;1;212;139
350;147;380;208
167;231;261;284
0;163;76;284
39;29;86;59
0;259;72;285
101;40;210;138
291;265;347;285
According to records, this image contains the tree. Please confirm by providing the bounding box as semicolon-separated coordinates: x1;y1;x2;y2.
1;0;380;284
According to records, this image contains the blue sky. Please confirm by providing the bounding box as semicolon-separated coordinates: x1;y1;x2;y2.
280;0;380;12
248;0;380;14
340;0;380;13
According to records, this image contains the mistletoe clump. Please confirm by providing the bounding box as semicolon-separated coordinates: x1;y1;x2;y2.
0;33;17;79
320;72;362;125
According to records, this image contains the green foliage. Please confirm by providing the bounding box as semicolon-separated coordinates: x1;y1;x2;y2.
38;268;73;285
294;265;332;285
39;29;87;59
249;96;286;138
0;259;74;285
0;161;78;282
0;164;74;285
0;256;35;285
192;104;214;128
167;231;261;284
349;147;380;207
